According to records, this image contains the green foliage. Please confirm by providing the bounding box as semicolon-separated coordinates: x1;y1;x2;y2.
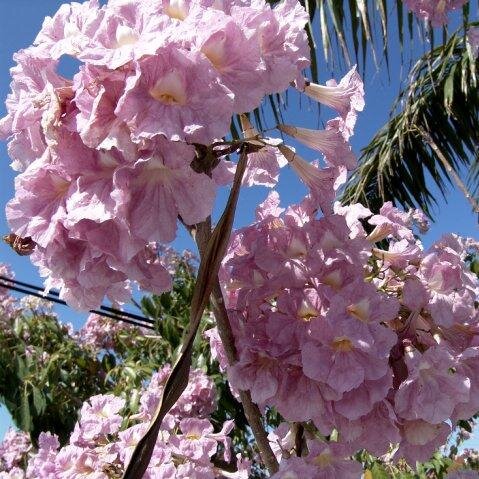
0;311;104;445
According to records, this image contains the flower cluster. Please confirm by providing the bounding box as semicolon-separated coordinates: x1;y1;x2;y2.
78;312;145;350
0;264;17;321
137;364;218;424
0;366;247;478
0;429;30;476
403;0;468;26
1;0;310;310
222;190;479;470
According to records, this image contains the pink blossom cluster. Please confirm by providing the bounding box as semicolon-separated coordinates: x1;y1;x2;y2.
1;0;310;311
0;366;248;478
78;312;144;350
266;65;364;217
0;429;30;476
137;365;218;423
221;190;479;468
268;425;362;479
403;0;468;26
0;264;17;321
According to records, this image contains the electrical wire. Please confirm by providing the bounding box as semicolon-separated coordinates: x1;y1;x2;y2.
0;275;155;330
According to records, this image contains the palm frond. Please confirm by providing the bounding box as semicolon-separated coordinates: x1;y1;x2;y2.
293;0;479;76
341;26;479;217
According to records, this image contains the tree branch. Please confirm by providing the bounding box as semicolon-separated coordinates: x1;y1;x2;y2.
209;283;279;475
191;146;279;475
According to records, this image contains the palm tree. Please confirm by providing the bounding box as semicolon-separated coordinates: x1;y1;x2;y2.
342;26;479;217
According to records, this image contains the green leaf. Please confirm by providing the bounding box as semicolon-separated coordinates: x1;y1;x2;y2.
20;393;32;431
370;463;390;478
141;297;159;319
32;387;46;416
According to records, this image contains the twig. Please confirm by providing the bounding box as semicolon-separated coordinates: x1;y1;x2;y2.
293;423;305;457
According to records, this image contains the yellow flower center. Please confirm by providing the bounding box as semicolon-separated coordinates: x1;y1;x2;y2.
164;0;188;20
149;71;187;106
313;451;333;468
346;298;370;322
332;337;353;352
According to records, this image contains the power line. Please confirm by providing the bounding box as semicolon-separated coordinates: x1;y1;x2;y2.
0;275;154;324
0;276;155;330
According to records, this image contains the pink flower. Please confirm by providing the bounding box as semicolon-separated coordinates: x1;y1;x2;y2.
301;66;364;137
73;65;132;151
30;227;132;310
7;157;67;245
139;365;217;421
396;420;451;464
453;347;479;421
334;202;372;238
188;7;265;113
33;0;104;58
302;314;395;394
0;429;31;472
115;45;234;144
204;327;228;371
335;400;401;457
0;48;69;171
367;201;416;242
333;374;392;421
273;367;335;422
77;1;172;69
79;313;143;350
278;145;341;214
233;0;310;93
169;418;223;464
270;456;319;479
279;119;356;170
395;346;470;424
403;0;468;26
70;394;125;445
54;445;111;479
241;135;287;188
419;247;477;327
112;138;216;244
26;432;59;479
272;441;362;479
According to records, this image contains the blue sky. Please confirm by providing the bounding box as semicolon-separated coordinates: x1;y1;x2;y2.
0;0;477;452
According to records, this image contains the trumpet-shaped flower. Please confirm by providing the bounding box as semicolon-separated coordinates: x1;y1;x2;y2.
115;45;234;144
395;346;470;424
301;66;364;136
112;139;216;244
279;119;356;170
